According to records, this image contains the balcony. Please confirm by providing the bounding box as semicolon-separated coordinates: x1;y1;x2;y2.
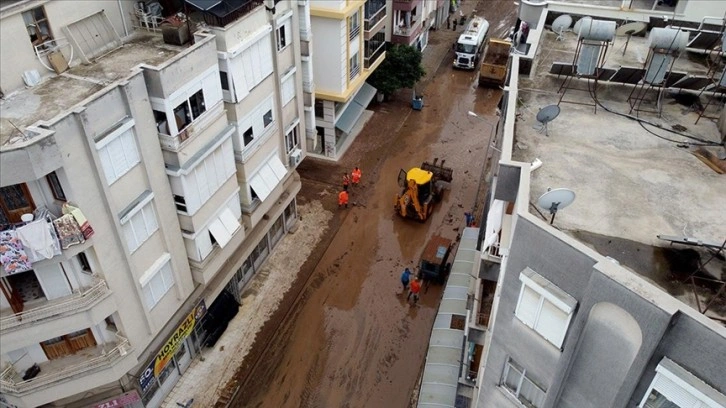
0;278;112;333
184;0;264;28
157;101;225;151
364;0;386;31
349;23;361;40
392;21;422;39
364;39;386;69
0;333;135;407
392;0;421;12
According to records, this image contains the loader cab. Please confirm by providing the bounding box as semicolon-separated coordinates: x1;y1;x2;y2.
399;167;433;200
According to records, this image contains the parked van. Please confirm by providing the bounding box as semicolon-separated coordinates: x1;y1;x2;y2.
453;16;490;69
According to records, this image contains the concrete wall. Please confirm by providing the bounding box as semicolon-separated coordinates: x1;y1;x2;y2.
311;16;346;94
682;0;726;24
310;0;347;11
210;5;268;53
0;0;135;95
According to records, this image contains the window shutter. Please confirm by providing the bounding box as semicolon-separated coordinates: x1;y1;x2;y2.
652;374;701;408
161;262;174;290
98;146;115;183
143;285;155;308
208;218;232;248
536;299;569;347
122;222;138;251
108;137;128;178
516;285;540;328
230;56;249;101
282;74;295;106
143;206;158;235
219;208;241;236
121;130;140;168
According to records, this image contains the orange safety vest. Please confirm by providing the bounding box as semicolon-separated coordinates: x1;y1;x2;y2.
351;168;361;183
410;279;421;294
338;190;349;205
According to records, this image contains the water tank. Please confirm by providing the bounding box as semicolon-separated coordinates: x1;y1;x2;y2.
519;0;547;29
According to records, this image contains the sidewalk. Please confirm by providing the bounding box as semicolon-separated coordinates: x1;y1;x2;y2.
161;4;481;406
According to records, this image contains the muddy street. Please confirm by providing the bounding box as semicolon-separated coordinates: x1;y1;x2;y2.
230;2;517;407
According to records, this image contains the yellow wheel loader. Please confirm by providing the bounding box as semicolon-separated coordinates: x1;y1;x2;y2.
394;158;454;222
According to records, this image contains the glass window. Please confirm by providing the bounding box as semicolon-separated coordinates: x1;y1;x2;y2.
46;171;67;201
219;71;230;91
285;126;299;153
263;110;273;128
501;358;546;407
22;6;53;49
243;127;254;146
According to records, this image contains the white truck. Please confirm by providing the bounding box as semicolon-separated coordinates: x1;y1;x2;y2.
453;16;490;70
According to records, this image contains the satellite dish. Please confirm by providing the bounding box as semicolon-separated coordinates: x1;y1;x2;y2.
616;21;647;55
551;14;573;41
535;105;561;137
537;188;576;224
573;16;592;37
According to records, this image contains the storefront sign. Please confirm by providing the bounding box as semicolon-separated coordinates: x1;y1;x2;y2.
88;391;141;408
139;300;206;392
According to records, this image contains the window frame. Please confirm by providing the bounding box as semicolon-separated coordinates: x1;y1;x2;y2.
23;6;54;49
280;67;296;107
46;171;67;202
95;119;140;185
639;358;726;408
140;254;175;310
284;123;299;153
276;19;290;51
500;357;547;408
349;52;360;80
120;193;159;253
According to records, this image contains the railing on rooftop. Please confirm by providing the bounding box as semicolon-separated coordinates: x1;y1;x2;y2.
0;278;111;331
0;333;131;394
189;0;264;28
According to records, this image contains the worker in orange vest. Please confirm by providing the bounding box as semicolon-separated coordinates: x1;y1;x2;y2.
351;167;361;186
342;173;350;191
407;278;421;305
338;190;349;208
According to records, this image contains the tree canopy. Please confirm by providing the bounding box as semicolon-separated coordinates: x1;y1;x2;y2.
368;44;426;97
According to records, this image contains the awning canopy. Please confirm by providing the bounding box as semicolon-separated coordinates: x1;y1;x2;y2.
418;227;479;408
248;154;288;202
335;82;377;135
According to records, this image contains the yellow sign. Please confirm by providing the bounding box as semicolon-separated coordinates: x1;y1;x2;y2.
153;301;206;377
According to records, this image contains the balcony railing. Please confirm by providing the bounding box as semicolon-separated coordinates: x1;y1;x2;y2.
0;333;131;394
364;7;386;31
158;101;225;151
349;24;361;40
364;43;385;69
0;278;111;331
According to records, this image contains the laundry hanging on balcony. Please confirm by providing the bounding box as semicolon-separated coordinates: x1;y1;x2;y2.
17;219;61;261
0;230;33;274
63;203;94;240
52;214;85;249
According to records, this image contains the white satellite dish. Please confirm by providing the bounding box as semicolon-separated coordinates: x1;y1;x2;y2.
537;188;576;224
551;14;573;41
616;21;647;55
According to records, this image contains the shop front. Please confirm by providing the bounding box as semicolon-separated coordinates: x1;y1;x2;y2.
137;300;207;407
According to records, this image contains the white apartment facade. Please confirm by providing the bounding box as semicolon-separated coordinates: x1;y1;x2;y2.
309;0;385;160
0;0;308;407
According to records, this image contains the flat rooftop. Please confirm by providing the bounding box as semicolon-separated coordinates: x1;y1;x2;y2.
512;23;726;318
0;32;185;148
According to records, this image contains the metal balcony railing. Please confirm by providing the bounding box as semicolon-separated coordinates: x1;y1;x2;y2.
364;43;385;69
0;278;111;331
349;24;360;40
0;333;131;394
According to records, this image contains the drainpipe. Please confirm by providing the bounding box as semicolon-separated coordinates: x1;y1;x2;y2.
117;0;129;37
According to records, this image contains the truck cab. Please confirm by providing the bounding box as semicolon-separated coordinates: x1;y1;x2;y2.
453;16;490;69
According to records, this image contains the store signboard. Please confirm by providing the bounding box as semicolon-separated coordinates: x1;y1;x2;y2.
139;300;206;392
88;391;141;408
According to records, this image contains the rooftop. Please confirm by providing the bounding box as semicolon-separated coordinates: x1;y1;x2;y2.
511;18;726;319
0;32;186;148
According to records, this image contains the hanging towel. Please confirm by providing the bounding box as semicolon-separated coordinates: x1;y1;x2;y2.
0;230;33;274
17;220;56;260
63;204;94;239
53;214;85;249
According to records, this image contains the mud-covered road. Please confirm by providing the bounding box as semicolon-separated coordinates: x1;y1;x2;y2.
230;1;517;407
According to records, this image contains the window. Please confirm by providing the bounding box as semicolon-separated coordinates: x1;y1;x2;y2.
23;6;53;49
281;70;296;106
285;125;299;153
276;19;290;51
174;89;206;132
263;109;273;128
77;252;92;272
640;358;726;408
514;268;576;348
349;52;360;80
121;196;159;253
182;145;236;214
501;358;546;408
140;255;175;309
153;110;170;135
46;171;67;201
207;208;241;249
174;195;187;212
248;154;288;202
219;70;230;91
243;127;254;146
349;11;360;40
96;120;140;185
314;100;324;118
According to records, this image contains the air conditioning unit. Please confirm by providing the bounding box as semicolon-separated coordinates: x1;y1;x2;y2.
289;148;302;167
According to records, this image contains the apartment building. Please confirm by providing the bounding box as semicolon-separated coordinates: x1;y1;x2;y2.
309;0;385;160
0;0;307;407
417;2;726;408
390;0;446;51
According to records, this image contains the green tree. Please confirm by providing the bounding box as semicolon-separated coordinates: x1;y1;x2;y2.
368;44;425;99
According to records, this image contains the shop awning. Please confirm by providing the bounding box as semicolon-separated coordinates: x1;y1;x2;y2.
335;82;377;135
